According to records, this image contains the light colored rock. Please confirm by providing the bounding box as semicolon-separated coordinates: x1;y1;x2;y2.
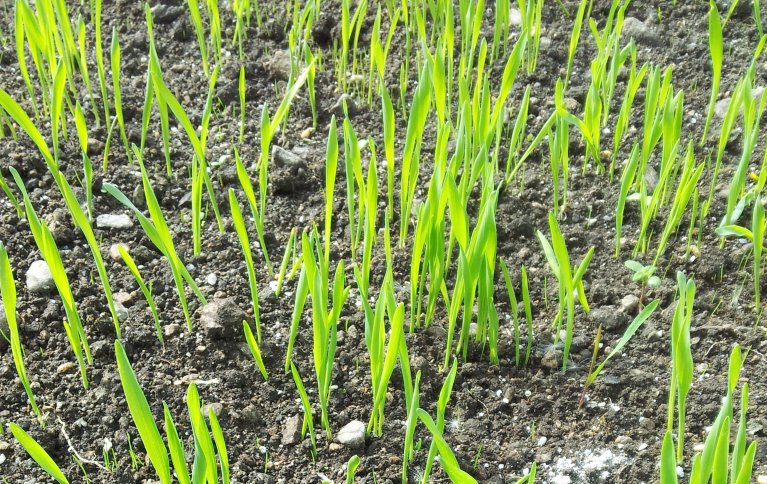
622;17;660;46
96;214;133;229
113;292;133;306
206;273;218;286
114;301;129;322
57;361;76;374
621;294;641;315
109;243;129;262
335;420;366;447
282;414;302;445
199;298;246;339
509;8;522;27
264;49;292;81
26;260;54;294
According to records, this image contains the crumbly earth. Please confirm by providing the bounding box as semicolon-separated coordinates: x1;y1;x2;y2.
0;0;766;483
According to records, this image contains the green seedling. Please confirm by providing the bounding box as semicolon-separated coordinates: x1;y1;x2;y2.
345;455;361;484
581;300;659;406
11;169;92;388
229;188;262;341
667;272;695;462
700;3;722;146
9;423;68;483
115;340;171;483
289;361;317;459
625;260;661;304
117;245;162;345
0;243;41;423
420;359;458;483
537;212;594;371
103;147;207;331
243;320;268;380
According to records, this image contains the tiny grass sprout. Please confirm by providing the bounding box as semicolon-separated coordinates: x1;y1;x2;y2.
229;188;262;341
116;339;230;484
345;455;361;484
420;358;458;483
9;423;68;483
289;360;317;459
0;242;41;423
667;272;695;462
625;259;661;304
103;148;207;331
11;168;92;388
700;3;722;146
581;300;659;405
537;212;594;371
244;319;268;380
117;245;162;345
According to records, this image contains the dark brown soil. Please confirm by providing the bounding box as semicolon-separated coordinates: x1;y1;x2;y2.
1;0;766;483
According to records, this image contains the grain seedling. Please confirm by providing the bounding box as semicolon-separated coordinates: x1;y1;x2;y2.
11;168;92;388
115;339;171;483
302;228;349;437
399;63;433;245
117;246;162;345
324;116;339;266
103;147;207;331
229;189;262;340
402;370;421;481
0;242;41;423
610;59;647;179
73;102;94;220
243;319;268;381
274;228;297;297
667;272;695;462
417;409;477;483
715;196;766;324
419;358;458;483
93;0;109;127
289;361;317;459
537;212;594;371
359;268;404;437
581;300;659;405
110;27;129;155
614;144;640;257
661;345;756;483
500;260;534;366
720;76;767;230
115;340;230;483
518;0;544;75
155;64;224;255
234;144;274;276
8;423;68;483
444;167;500;365
563;0;591;90
700;2;723;146
703;77;745;219
344;455;361;483
187;0;210;77
238;65;246;144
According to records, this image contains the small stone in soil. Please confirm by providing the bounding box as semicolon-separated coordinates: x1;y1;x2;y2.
541;348;562;369
26;260;55;294
96;213;133;229
109;243;129;262
282;414;302;445
589;305;629;331
335;420;366;448
113;292;133;306
114;301;129;322
620;294;640;314
199;298;247;339
57;362;76;374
